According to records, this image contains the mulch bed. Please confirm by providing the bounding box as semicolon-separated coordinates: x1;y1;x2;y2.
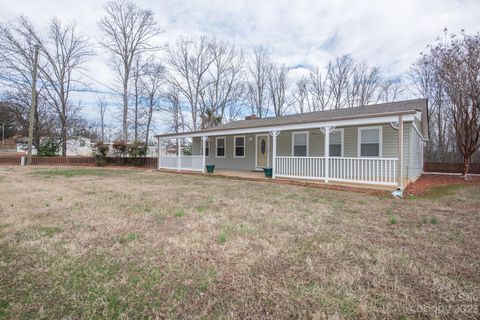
404;173;480;196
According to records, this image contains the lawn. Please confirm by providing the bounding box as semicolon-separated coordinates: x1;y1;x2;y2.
0;166;479;319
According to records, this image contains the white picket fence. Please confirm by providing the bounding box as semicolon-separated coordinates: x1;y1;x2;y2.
159;155;203;171
275;156;398;185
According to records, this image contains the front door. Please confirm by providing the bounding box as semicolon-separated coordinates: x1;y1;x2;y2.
256;135;269;168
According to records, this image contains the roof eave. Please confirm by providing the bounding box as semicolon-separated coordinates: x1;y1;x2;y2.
155;109;420;139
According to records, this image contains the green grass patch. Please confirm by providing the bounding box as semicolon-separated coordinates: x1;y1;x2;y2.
114;232;142;244
174;209;186;217
31;168;134;178
430;216;439;225
38;226;62;237
389;216;398;225
218;233;227;244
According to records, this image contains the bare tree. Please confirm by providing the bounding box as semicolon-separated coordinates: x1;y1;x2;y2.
267;63;290;117
27;18;91;155
328;55;354;109
130;56;149;142
163;85;186;133
246;47;270;117
308;67;331;111
97;97;108;141
99;0;160;141
292;76;309;114
380;79;404;103
199;39;244;127
0;17;91;155
347;61;382;107
139;61;164;146
409;55;452;161
0;16;47;149
426;31;480;177
166;36;215;130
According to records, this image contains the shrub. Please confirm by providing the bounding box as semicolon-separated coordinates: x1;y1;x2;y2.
430;216;439;225
112;140;127;156
127;142;147;158
92;141;109;166
37;138;59;157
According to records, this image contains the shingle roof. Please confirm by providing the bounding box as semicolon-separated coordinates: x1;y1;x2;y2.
156;99;428;138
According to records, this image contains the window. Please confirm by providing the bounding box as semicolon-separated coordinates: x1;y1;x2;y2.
329;130;343;157
216;137;225;158
292;132;308;157
234;136;245;158
79;140;86;147
205;139;210;157
359;127;382;157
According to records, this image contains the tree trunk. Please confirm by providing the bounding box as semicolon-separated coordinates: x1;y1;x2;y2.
62;121;67;157
462;156;470;178
123;66;129;141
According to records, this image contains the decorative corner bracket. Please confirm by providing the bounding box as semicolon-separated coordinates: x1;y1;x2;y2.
390;122;399;130
320;126;336;134
269;130;281;137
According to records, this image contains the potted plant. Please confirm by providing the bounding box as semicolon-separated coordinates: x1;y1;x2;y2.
206;164;215;173
263;167;272;178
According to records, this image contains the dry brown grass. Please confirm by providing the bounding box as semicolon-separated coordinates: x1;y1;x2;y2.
0;166;479;319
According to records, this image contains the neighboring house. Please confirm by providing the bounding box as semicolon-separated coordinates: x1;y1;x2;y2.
65;137;93;156
155;99;429;190
16;137;94;156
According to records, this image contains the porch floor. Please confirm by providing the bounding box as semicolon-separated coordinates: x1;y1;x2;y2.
158;168;396;192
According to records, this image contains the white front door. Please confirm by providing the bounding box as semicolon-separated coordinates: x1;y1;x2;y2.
256;135;269;169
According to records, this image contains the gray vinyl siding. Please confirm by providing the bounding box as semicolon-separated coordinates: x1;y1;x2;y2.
192;134;258;170
190;122;417;180
408;126;424;181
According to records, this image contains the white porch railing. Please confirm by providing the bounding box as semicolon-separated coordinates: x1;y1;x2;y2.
328;157;397;185
275;156;398;185
276;157;326;180
159;155;204;171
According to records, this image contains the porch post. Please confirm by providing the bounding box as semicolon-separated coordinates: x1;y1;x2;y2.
177;138;181;172
324;126;330;183
201;136;207;174
398;115;403;189
269;130;280;179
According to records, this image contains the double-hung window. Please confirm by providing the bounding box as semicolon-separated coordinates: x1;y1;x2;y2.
359;127;382;157
234;136;245;158
329;130;343;157
292;132;308;157
205;139;210;157
216;137;226;158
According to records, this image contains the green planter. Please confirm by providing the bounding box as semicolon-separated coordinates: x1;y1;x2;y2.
206;164;215;173
263;167;273;178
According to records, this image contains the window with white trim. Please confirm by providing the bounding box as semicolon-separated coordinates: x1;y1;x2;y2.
329;131;342;157
293;132;308;157
216;137;225;158
79;140;86;147
359;128;381;157
234;136;245;158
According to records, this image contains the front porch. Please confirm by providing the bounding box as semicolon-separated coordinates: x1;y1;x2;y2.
157;167;397;191
157;124;407;189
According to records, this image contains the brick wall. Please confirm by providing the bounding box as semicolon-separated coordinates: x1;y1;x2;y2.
0;156;158;168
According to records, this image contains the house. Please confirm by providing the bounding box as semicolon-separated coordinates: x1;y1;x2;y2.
155;99;428;190
16;136;94;156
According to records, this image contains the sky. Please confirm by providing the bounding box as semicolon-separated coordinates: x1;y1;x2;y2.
0;0;479;132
